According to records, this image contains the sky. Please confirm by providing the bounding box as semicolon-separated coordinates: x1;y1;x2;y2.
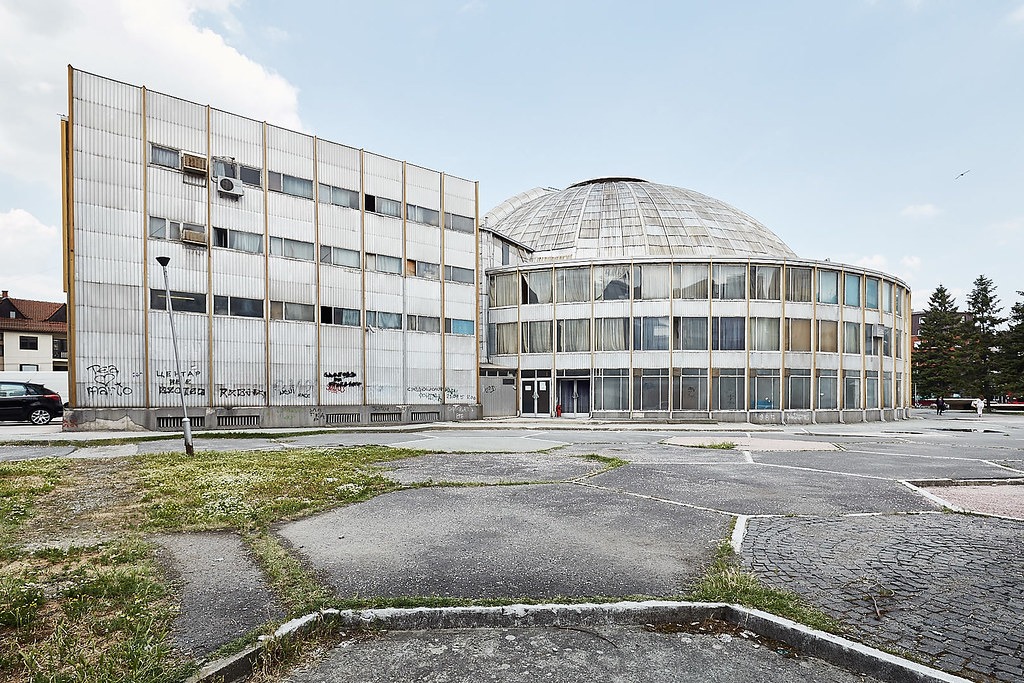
1;0;1022;313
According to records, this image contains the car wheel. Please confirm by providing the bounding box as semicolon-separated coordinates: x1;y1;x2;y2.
28;408;52;425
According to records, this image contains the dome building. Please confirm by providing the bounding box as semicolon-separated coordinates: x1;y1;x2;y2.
479;178;911;424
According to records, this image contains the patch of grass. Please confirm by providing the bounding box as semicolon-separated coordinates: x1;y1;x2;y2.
579;453;629;468
688;542;841;634
245;531;334;616
691;442;737;450
135;445;424;532
0;458;68;546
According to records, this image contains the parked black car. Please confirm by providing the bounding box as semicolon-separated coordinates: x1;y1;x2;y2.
0;381;64;425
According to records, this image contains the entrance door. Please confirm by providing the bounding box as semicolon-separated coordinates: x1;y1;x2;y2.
521;378;551;416
557;379;591;416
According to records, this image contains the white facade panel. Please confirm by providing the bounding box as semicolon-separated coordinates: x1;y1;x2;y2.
316;140;361;190
147;245;208;295
318;205;361;251
443;232;476;269
268;194;315;241
319;267;362;307
365;273;403;311
210;110;263;168
147;311;210;407
444;334;476;403
406;333;443;404
211;190;264;232
212;317;267;406
405;280;442;316
365;331;404;404
406;225;441;263
269;321;317;405
212;251;265;299
406;165;441;209
268;259;317;303
362;153;403;198
146;91;207;154
364;214;402;253
320;326;363;405
266;125;314;178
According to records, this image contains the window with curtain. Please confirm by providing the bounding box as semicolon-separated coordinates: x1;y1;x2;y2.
673;317;708;351
817;320;838;353
895;372;902;408
786;267;812;302
865;278;879;310
749;266;781;300
633;316;670;350
593;368;629;411
882;281;893;313
750;318;780;351
521;321;552;353
895;330;903;359
595;317;630;351
883;371;893;408
817;370;838;409
865;370;879;409
787;370;811;409
882;326;892;357
490;274;518;307
674;369;708;411
818;270;839;304
633;368;669;411
844;273;861;307
843;322;861;354
895;288;903;315
751;370;781;410
557;318;590;352
785;318;812;352
495;322;518;354
864;324;880;355
713;369;745;410
633;264;670;300
712;317;745;350
521;270;552;304
556;267;590;302
673;263;709;299
712;264;746;299
594;265;631;301
843;370;861;409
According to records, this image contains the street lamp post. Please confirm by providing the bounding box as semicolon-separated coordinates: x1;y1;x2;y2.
155;256;194;456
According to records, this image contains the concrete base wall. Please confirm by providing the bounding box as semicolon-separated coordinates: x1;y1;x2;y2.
62;403;483;432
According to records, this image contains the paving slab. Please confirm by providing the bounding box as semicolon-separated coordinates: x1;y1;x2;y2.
277;483;730;600
383;452;602;484
0;444;75;461
153;531;286;658
753;450;1018;481
279;624;880;683
924;482;1024;519
666;436;839;452
557;442;751;465
391;433;566;453
590;463;937;516
742;514;1024;683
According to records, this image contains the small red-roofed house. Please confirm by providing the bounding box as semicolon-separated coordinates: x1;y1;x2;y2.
0;290;68;372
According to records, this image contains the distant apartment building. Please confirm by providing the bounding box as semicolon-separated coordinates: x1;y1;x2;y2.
0;291;68;372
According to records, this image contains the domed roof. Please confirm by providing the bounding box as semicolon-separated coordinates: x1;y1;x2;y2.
484;178;797;260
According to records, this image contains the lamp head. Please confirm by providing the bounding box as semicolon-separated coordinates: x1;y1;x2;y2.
156;256;170;267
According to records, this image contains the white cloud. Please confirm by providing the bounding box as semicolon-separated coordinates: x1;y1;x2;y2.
900;203;940;219
1009;4;1024;23
854;254;889;271
0;209;64;302
900;255;922;272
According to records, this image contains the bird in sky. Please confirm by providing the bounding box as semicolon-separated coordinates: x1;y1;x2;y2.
954;170;971;180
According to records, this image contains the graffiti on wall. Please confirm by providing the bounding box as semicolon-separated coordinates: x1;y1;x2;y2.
85;364;133;397
156;365;205;396
273;378;315;399
408;385;473;403
218;386;267;398
325;370;361;393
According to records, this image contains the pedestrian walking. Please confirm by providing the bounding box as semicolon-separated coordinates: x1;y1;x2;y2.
936;398;947;415
973;396;985;417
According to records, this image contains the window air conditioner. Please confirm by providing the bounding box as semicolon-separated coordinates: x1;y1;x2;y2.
181;153;208;175
216;176;244;198
181;229;207;245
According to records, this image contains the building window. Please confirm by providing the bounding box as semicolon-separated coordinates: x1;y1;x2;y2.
895;330;902;359
521;271;551;303
445;318;475;335
787;370;812;409
366;253;403;274
19;336;38;350
521;320;552;353
786;267;812;302
883;371;893;408
445;265;475;285
556;267;591;303
712;264;746;299
673;264;709;299
865;278;880;310
213;158;261;187
633;368;669;411
268;171;314;199
317;183;360;210
444;212;474;234
749;265;781;300
19;364;39;372
817;270;839;305
751;370;781;410
407;315;441;333
148;216;183;240
713;368;745;410
817;370;838;410
407;259;440;279
633;316;670;351
843;322;861;354
490;274;518;307
52;338;68;359
150;289;206;314
785;318;812;352
882;281;893;313
407;203;440;226
817;320;838;353
594;265;631;301
895;288;903;316
865;370;879;409
494;322;518;354
366;310;402;330
320;245;361;268
270;236;315;261
557;318;590;352
214;295;263;318
363;194;402;218
595;317;630;351
270;301;315;322
895;372;902;408
673;317;708;351
864;324;882;356
501;241;510;266
213;227;263;254
711;317;745;350
593;368;629;411
844;273;861;307
633;264;670;300
673;369;708;410
843;370;861;409
150;144;179;169
750;317;781;351
321;306;361;326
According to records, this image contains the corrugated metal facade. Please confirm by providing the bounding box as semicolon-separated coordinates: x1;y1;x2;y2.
67;69;479;419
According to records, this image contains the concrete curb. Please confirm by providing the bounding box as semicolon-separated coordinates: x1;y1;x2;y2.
186;601;971;683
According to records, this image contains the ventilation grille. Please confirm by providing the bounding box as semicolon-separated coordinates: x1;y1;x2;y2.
370;412;401;423
217;414;260;427
325;413;360;424
157;416;205;429
411;411;440;422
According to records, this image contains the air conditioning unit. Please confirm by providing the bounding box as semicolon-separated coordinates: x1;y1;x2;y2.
869;324;885;338
181;229;207;245
181;153;208;175
216;176;244;198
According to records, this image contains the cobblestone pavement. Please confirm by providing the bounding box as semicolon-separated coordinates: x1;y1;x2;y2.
742;513;1024;683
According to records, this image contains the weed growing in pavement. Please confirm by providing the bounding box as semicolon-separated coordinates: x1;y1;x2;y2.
691;442;737;450
0;458;67;552
688;542;841;634
245;530;334;616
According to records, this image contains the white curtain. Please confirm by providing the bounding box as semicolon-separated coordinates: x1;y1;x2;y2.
556;267;591;302
595;317;629;351
557;318;590;352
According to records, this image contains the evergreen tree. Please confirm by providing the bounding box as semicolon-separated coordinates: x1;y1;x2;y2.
962;275;1005;398
912;284;965;399
997;292;1024;399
